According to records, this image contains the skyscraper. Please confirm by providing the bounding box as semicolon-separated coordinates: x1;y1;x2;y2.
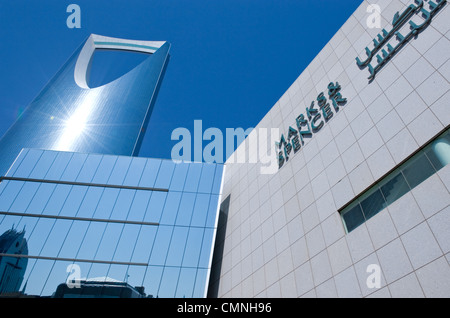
0;34;170;176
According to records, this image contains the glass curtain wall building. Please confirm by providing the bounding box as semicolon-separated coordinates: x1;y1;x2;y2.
0;149;223;298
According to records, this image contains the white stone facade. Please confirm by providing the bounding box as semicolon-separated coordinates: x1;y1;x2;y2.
212;0;450;298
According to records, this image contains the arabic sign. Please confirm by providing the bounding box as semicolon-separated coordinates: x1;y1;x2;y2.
276;82;347;169
356;0;447;81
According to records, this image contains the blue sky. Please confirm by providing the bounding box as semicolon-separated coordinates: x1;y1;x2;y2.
0;0;362;161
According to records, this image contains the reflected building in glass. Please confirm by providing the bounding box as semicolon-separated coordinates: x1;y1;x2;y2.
0;149;223;297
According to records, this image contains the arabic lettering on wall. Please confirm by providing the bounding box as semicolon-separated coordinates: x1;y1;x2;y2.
356;0;447;81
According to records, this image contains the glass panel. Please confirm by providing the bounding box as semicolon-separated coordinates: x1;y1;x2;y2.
13;149;43;178
360;188;386;220
112;224;140;263
402;153;436;189
58;221;90;259
138;158;161;188
60;185;88;217
130;225;157;264
76;154;102;183
0;180;23;211
0;215;22;240
380;171;410;205
158;267;179;298
212;165;224;194
93;188;120;219
109;189;135;220
127;190;151;222
175;192;196;226
198;228;215;268
143;191;167;223
184;163;202;193
41;261;72;297
77;187;103;218
341;203;365;233
165;226;189;266
427;132;450;170
29;150;58;179
91;155;117;184
154;160;175;190
23;259;54;296
193;268;208;298
45;151;73;180
44;184;72;216
27;183;56;214
85;263;110;285
76;222;107;260
197;164;216;194
9;182;39;213
40;219;72;257
107;156;132;185
169;163;189;192
27;218;56;256
142;266;163;298
159;192;182;225
206;194;220;228
60;153;88;182
182;228;204;268
5;148;29;177
175;267;196;298
123;157;147;187
94;223;124;262
106;264;128;284
126;265;146;295
191;193;210;227
149;226;173;266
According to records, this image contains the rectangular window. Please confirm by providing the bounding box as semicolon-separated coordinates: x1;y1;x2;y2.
340;129;450;233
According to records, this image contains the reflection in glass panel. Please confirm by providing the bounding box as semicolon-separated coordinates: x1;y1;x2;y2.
193;269;209;298
142;266;163;298
9;182;39;213
190;193;210;227
108;156;132;185
182;228;204;268
360;188;386;220
212;165;224;194
206;194;220;228
60;186;88;217
27;218;56;256
76;154;102;183
176;268;196;298
29;150;58;179
0;180;23;211
45;184;72;216
13;149;43;178
76;222;107;260
158;267;179;298
41;260;72;297
77;187;103;218
93;188;119;219
154;160;175;190
380;172;410;205
27;183;55;214
91;155;117;184
198;228;215;268
130;225;157;264
95;223;123;262
149;226;173;266
123;157;147;187
110;189;135;220
175;192;196;226
112;224;140;263
60;153;88;182
5;148;29;177
45;151;73;180
402;153;435;189
169;163;189;192
428;131;450;170
165;226;189;267
341;203;365;233
127;190;151;222
58;221;90;259
138;158;161;188
40;219;72;257
159;192;182;225
143;191;166;223
184;163;202;193
197;164;216;194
